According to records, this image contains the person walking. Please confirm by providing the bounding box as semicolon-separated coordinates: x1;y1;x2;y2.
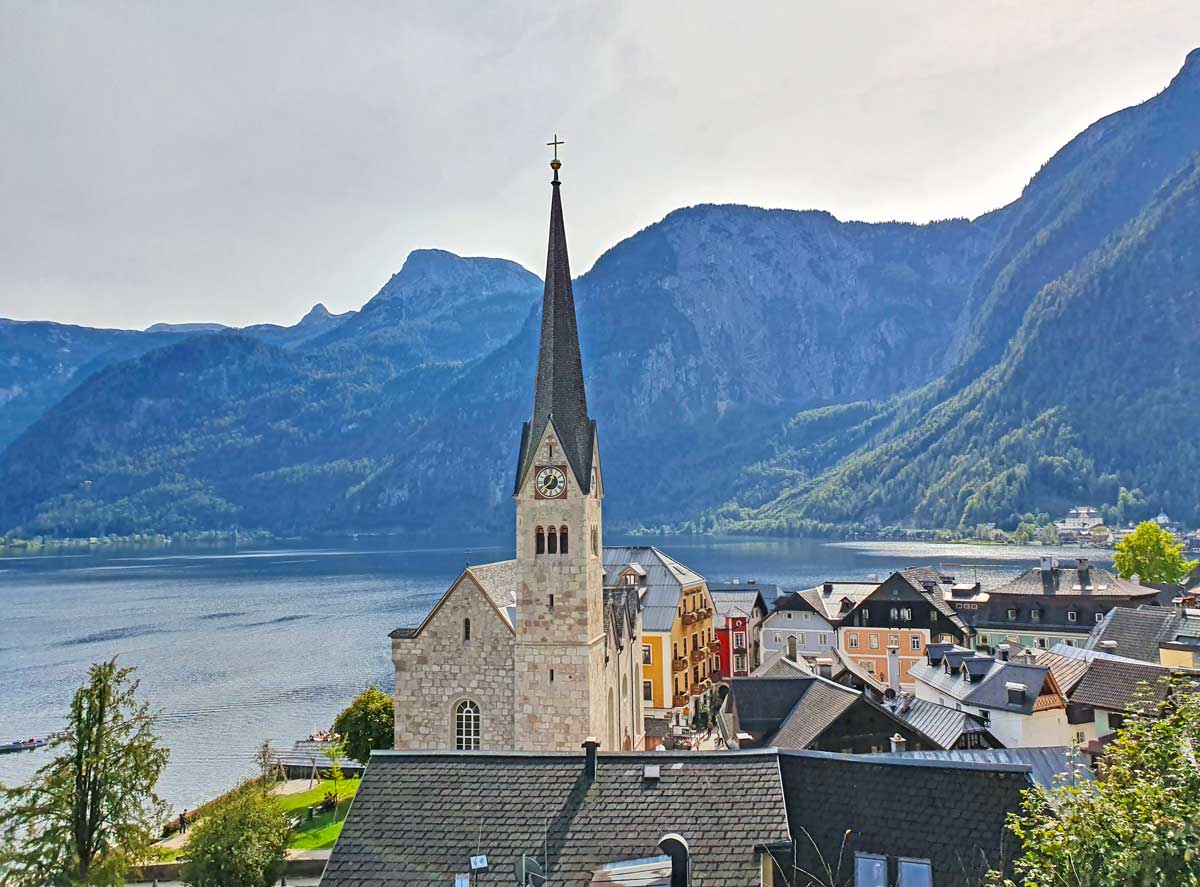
179;809;188;834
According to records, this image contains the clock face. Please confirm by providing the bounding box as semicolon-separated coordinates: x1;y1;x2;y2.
535;466;567;498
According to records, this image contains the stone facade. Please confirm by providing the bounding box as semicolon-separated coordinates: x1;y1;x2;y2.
392;571;516;750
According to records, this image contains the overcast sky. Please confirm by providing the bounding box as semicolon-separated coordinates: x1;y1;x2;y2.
2;2;1198;330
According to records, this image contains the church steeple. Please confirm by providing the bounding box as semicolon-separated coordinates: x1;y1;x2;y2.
514;144;597;494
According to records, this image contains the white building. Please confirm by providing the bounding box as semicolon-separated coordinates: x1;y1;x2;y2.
761;581;869;660
908;645;1071;748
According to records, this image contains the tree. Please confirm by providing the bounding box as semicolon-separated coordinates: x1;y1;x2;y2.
324;734;349;820
0;659;169;887
180;785;291;887
331;685;395;765
1112;520;1198;584
1001;675;1200;886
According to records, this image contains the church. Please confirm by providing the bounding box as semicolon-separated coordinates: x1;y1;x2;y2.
389;149;647;752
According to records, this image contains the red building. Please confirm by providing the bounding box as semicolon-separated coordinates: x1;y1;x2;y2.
709;583;771;681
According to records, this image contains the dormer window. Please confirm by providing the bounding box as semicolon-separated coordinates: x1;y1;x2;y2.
1007;608;1018;622
1030;609;1041;623
1067;610;1078;622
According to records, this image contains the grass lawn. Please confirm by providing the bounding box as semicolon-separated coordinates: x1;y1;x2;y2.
278;778;360;850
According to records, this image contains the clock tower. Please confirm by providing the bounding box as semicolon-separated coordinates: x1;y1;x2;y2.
511;149;609;750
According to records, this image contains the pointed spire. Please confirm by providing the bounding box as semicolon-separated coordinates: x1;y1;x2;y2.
514;146;596;494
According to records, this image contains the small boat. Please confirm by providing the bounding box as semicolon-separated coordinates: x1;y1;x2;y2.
0;738;47;754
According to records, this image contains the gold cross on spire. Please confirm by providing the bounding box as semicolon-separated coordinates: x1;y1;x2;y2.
547;133;564;181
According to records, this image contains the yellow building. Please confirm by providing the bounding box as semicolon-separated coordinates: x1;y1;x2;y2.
604;546;718;740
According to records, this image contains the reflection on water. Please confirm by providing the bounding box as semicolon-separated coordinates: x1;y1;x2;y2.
0;534;1110;808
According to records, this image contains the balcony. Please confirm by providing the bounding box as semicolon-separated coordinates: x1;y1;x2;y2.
696;678;712;692
707;640;721;654
681;612;698;626
671;656;687;673
689;648;705;664
672;693;689;708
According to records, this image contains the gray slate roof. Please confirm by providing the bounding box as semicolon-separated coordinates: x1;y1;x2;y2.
908;656;1056;715
988;565;1156;598
320;750;790;887
514;173;596;495
868;747;1094;791
779;750;1029;884
890;696;992;750
603;546;705;633
1087;605;1200;661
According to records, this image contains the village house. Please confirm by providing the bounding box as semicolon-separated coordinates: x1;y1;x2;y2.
602;546;718;740
761;580;869;661
707;581;770;679
908;644;1070;748
838;569;973;690
721;675;937;753
321;741;1030;886
1054;505;1106;543
953;557;1166;653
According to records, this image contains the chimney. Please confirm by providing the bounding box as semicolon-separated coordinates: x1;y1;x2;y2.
887;645;901;694
1005;682;1027;705
582;737;599;782
1040;556;1054;573
889;733;907;753
748;579;756;585
1076;557;1089;571
815;657;834;679
1101;640;1118;651
996;643;1011;662
822;582;834;596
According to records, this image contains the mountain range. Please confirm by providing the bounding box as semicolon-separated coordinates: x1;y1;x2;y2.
2;49;1198;538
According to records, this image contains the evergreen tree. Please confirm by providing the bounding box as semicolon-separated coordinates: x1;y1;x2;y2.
0;659;169;886
180;785;290;887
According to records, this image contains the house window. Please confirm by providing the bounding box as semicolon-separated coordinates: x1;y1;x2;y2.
890;607;899;621
642;644;652;665
786;612;792;620
855;853;887;887
535;527;545;555
1067;610;1077;622
455;700;480;750
889;634;900;647
734;654;747;672
868;634;880;650
1074;730;1085;745
909;635;921;651
900;608;912;622
803;612;811;621
692;666;700;684
898;858;933;887
1007;608;1018;621
643;680;653;702
559;526;569;554
774;632;782;644
733;631;746;648
625;574;637;586
863;660;876;673
463;618;471;642
819;633;830;645
1036;638;1047;649
787;636;798;661
1095;613;1104;624
1030;609;1041;623
848;633;860;649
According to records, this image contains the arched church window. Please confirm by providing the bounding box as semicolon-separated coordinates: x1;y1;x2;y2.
463;618;471;642
559;526;569;554
622;675;629;699
455;700;480;750
547;526;558;555
535;527;545;555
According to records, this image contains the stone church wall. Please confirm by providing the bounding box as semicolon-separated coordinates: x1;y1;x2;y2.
392;574;515;750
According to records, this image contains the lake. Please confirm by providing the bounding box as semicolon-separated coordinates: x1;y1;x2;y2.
0;535;1111;809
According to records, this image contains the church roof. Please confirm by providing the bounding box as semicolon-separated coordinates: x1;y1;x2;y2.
514;168;596;495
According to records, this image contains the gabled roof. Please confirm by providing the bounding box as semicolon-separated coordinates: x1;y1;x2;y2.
869;747;1094;791
787;581;877;622
1086;605;1187;662
709;588;767;621
389;560;520;639
751;652;813;679
603;546;705;633
514;172;596;494
320;749;791;887
889;696;993;750
1069;657;1184;713
908;655;1061;715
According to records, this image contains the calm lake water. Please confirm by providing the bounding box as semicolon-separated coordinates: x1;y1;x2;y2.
0;535;1111;809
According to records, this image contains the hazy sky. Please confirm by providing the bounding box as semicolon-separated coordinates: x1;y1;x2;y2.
2;2;1198;330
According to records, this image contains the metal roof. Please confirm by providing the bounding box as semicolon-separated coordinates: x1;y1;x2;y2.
603;546;705;632
868;747;1094;791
